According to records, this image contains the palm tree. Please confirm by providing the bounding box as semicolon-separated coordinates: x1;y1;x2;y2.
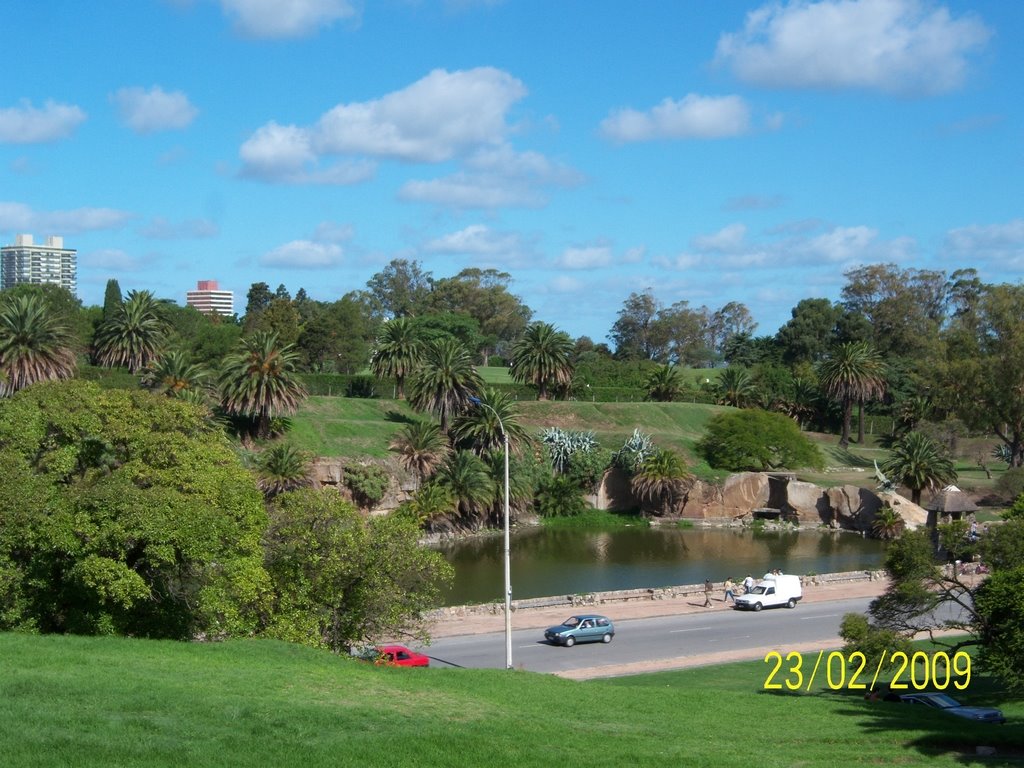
645;364;682;402
509;321;574;400
882;431;957;505
253;444;313;499
450;388;530;455
716;366;755;408
218;331;307;439
388;419;450;487
92;289;168;373
141;349;210;398
407;337;483;433
630;448;693;517
871;505;906;540
0;293;77;396
369;317;423;399
434;449;495;530
819;341;886;449
400;483;456;527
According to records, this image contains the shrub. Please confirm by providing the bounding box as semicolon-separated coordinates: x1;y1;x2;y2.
345;375;377;398
697;409;824;471
343;463;390;508
996;466;1024;501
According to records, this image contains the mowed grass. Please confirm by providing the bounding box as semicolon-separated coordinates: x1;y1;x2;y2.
287;395;727;477
1;633;1021;768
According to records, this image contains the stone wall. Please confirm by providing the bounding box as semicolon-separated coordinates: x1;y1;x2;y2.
427;569;888;622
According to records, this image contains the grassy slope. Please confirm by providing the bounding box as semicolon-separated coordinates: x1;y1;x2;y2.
1;633;1019;768
285;391;1002;495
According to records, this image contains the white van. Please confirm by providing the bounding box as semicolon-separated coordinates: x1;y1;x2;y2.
733;574;802;611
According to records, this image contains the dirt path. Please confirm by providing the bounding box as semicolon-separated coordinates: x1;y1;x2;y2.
427;578;891;680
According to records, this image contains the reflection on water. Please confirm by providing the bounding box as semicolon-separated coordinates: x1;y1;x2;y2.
433;526;886;606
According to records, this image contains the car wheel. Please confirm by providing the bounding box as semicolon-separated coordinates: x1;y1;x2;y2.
564;636;576;647
753;602;763;612
786;598;797;609
602;633;612;644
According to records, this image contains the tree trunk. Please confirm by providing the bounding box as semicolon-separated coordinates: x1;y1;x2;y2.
857;399;865;444
839;399;852;449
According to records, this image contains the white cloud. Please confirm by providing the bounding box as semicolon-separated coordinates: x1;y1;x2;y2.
0;100;86;144
715;0;991;95
112;86;198;133
601;94;751;142
692;223;749;253
239;121;376;184
140;216;218;239
260;239;344;268
943;219;1024;265
220;0;356;39
312;221;355;243
622;246;646;264
424;224;525;257
0;201;133;234
239;68;532;188
399;174;545;209
313;68;526;162
558;243;612;270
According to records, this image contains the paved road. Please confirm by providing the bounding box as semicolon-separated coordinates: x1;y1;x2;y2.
424;596;875;678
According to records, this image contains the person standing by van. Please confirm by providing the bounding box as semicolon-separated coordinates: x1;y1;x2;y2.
742;574;754;594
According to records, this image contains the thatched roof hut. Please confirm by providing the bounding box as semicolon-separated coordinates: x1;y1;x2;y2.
926;485;977;521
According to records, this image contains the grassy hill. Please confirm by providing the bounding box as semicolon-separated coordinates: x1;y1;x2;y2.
1;633;1019;767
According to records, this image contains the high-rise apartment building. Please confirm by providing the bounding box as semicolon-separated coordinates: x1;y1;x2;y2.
186;280;234;317
0;234;77;295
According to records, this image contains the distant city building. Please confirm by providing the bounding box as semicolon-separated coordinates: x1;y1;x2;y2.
1;234;77;295
186;279;234;316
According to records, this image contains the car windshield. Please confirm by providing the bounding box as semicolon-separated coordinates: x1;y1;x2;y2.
922;694;960;709
750;585;768;594
562;617;581;627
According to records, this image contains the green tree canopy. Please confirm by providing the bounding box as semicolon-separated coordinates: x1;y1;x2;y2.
0;380;270;639
509;321;574;400
697;409;824;471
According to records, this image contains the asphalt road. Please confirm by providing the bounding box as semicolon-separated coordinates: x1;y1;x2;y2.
423;595;875;677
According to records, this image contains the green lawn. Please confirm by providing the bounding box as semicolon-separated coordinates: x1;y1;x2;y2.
1;633;1020;767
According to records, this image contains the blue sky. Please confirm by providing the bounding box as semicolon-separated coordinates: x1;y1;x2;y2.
2;0;1021;343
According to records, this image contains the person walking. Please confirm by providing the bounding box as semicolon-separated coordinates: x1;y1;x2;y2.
703;578;713;607
724;578;736;604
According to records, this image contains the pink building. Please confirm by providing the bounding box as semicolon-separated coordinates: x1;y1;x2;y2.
186;280;234;316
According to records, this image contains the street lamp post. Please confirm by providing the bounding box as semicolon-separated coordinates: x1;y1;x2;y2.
471;397;513;670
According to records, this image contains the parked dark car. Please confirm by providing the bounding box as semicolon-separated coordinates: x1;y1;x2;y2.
543;615;614;647
898;692;1005;724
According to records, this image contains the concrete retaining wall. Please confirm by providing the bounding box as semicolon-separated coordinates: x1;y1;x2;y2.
427;569;887;622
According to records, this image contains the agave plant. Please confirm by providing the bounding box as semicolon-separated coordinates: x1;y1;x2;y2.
540;427;598;474
611;429;655;473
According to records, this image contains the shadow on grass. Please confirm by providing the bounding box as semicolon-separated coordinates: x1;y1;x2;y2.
384;409;417;425
762;685;1023;765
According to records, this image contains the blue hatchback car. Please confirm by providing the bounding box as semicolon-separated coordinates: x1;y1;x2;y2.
543;614;615;647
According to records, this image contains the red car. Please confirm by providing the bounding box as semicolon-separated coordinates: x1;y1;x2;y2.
372;645;430;667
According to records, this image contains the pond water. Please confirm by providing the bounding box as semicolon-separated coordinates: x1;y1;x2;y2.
433;526;886;606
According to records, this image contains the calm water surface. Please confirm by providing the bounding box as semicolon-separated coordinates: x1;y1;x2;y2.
434;526;886;606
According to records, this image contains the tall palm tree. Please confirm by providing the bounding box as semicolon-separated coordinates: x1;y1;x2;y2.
716;366;755;408
407;337;483;433
141;349;210;398
0;293;77;396
218;331;307;439
645;364;682;402
388;419;450;487
92;289;168;373
369;317;423;399
450;388;530;455
630;448;692;517
882;431;957;505
434;449;495;530
819;341;886;449
509;321;574;401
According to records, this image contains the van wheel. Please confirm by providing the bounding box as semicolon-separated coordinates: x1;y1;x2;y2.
753;602;763;612
786;598;797;609
602;633;612;644
564;636;576;647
